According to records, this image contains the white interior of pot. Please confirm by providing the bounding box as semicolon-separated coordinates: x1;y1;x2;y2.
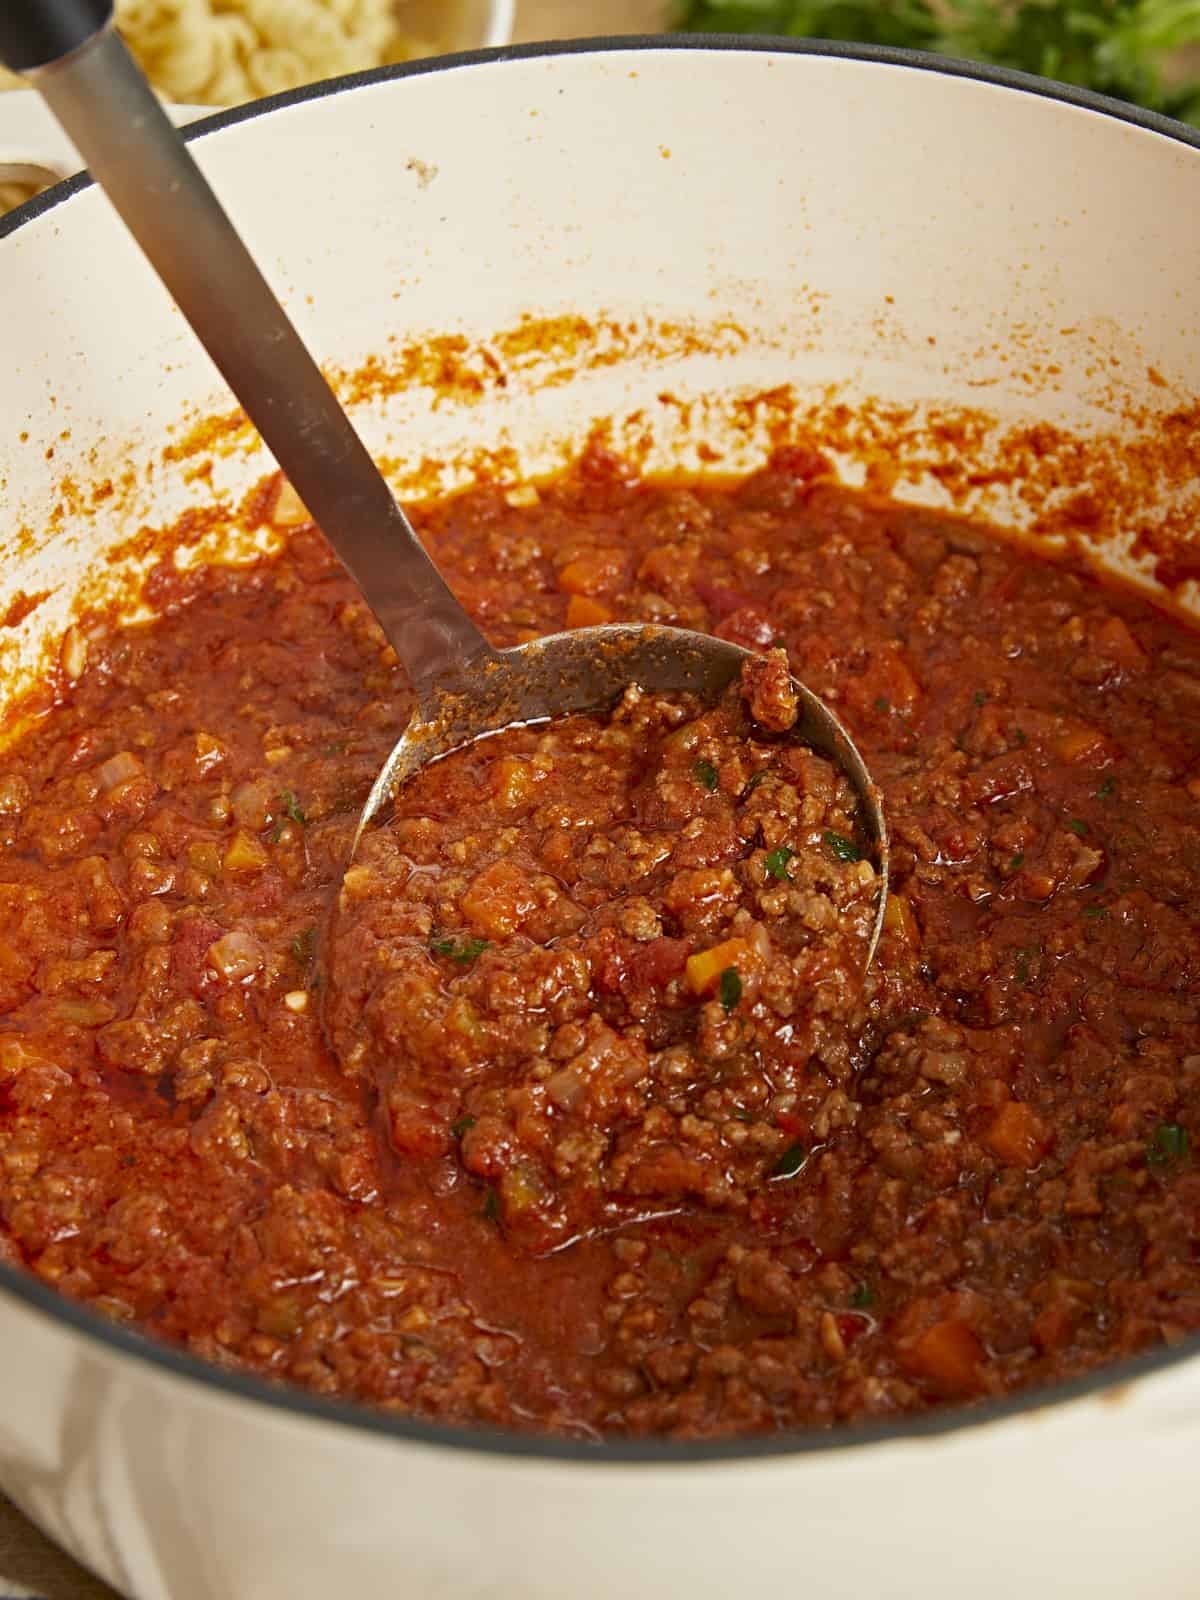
1;45;1199;721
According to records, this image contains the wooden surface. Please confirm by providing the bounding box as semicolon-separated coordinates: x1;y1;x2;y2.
512;1;671;42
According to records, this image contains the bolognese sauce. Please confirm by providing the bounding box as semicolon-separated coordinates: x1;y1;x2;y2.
1;443;1198;1439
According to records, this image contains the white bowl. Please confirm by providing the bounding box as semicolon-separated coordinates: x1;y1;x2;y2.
2;36;1200;1600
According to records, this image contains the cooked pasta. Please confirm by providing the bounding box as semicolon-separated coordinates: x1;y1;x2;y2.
0;181;37;212
0;0;435;106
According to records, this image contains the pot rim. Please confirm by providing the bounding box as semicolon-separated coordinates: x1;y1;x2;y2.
1;32;1198;1465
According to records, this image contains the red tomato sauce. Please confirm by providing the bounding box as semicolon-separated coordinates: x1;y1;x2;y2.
1;444;1199;1439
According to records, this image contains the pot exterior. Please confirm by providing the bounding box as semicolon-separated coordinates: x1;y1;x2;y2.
2;1286;1200;1599
3;43;1200;1598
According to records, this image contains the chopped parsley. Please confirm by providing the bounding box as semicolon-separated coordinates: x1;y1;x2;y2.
482;1187;500;1221
451;1114;477;1139
1067;818;1089;836
1096;776;1117;799
973;689;987;707
719;967;743;1013
764;845;794;881
825;830;861;862
875;695;890;712
290;926;317;966
1083;904;1109;920
1014;727;1027;747
430;935;490;965
849;1282;875;1309
771;636;787;649
693;758;719;791
1147;1122;1190;1168
745;769;771;794
1008;852;1025;872
772;1142;808;1180
271;789;307;841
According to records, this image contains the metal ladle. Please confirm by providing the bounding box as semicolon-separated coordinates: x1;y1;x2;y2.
3;5;889;962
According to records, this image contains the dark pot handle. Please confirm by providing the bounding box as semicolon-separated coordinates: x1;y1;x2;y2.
0;0;113;73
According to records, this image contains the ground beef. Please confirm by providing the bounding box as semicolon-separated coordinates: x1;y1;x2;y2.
326;668;875;1254
0;443;1199;1441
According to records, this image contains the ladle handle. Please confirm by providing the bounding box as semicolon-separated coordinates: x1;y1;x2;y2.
3;20;494;703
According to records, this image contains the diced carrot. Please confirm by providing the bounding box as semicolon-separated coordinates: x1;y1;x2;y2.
565;593;613;628
223;829;269;875
636;542;697;592
686;937;751;996
905;1318;984;1393
491;756;547;809
1054;725;1106;762
556;551;622;597
985;1101;1050;1168
1095;614;1144;665
461;859;539;939
883;894;918;944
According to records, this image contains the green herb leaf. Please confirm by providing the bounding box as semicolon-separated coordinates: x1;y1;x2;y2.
430;935;490;965
1014;728;1027;747
825;830;860;862
1008;852;1025;872
1083;904;1109;920
1147;1122;1190;1167
771;636;787;649
451;1115;476;1139
973;689;987;707
271;789;308;842
482;1187;500;1221
849;1282;875;1309
672;1;1200;129
772;1141;808;1180
719;967;742;1013
693;758;719;792
1096;776;1117;799
745;769;771;794
875;695;890;712
1067;818;1089;835
290;926;317;966
764;845;794;880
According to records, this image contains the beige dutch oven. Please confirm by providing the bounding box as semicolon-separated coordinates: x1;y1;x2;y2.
1;34;1200;1600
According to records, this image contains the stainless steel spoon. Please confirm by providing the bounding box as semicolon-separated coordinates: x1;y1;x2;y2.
4;5;889;961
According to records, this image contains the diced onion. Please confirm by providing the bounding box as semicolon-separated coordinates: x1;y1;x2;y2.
230;780;273;830
61;626;88;681
273;480;311;527
546;1066;586;1110
207;930;264;983
96;751;144;792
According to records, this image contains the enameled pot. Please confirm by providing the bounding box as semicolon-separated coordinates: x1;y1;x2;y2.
2;37;1200;1600
0;0;514;192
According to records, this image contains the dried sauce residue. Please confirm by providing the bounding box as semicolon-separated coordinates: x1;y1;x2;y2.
0;590;50;629
4;304;1200;750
